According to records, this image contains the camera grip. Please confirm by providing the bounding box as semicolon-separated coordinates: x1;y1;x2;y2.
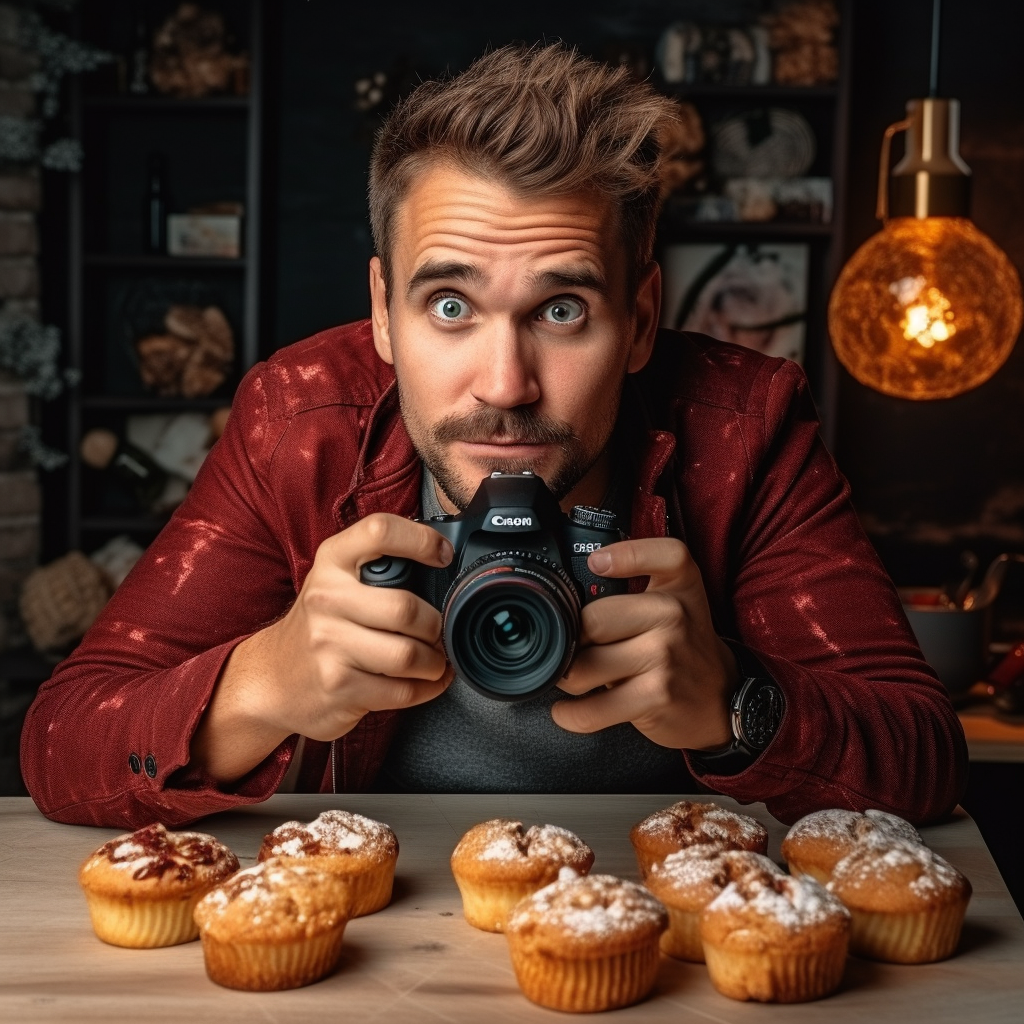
360;556;415;589
571;555;629;602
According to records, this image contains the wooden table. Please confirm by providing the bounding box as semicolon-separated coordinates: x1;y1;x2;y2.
957;694;1024;762
2;794;1021;1023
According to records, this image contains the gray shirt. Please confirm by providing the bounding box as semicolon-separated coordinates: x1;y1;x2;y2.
377;468;690;793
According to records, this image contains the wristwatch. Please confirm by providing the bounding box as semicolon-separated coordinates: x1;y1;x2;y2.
689;640;785;776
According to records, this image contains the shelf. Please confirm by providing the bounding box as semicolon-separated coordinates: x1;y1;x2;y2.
658;220;834;239
661;83;839;100
81;517;170;533
84;254;246;271
83;94;250;111
81;396;232;412
0;647;60;684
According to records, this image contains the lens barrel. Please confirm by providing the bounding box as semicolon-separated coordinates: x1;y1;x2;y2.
443;552;580;700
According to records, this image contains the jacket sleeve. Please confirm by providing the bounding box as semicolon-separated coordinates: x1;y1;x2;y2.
20;366;301;828
684;359;969;826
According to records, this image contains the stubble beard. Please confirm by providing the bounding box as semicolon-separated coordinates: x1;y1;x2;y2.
396;385;620;510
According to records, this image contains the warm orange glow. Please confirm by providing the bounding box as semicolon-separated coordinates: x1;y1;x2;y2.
829;218;1022;399
894;279;956;348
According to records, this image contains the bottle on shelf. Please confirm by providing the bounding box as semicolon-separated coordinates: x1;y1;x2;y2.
80;428;169;510
144;153;168;253
129;9;150;95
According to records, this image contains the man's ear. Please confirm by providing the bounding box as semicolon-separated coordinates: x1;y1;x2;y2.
369;256;394;365
628;261;662;374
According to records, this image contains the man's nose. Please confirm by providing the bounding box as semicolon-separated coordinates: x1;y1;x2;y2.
469;322;541;409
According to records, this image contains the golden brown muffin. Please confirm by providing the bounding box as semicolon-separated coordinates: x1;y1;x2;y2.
257;809;398;917
505;869;668;1013
194;859;352;991
78;822;238;948
827;839;972;963
450;818;595;932
700;864;851;1003
629;800;769;880
781;808;922;883
645;846;783;962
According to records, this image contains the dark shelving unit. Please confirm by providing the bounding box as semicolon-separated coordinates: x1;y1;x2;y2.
83;254;247;270
63;0;264;554
653;0;852;448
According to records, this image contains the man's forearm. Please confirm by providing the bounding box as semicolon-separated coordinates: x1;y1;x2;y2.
190;627;293;784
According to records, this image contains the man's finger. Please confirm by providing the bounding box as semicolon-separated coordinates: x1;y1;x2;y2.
588;537;702;591
551;683;646;735
356;664;456;712
325;512;454;577
332;621;450;681
577;592;687;647
557;637;648;695
336;583;443;646
299;662;455;742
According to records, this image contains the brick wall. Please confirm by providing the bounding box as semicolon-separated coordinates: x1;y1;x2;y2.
0;3;42;652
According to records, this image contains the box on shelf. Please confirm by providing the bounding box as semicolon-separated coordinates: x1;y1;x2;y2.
167;214;242;258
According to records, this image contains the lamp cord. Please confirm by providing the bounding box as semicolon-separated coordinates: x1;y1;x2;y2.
929;0;942;96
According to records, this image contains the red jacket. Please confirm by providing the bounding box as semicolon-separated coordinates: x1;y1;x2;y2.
21;321;968;828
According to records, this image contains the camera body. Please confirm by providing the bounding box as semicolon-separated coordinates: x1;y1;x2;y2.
359;471;628;701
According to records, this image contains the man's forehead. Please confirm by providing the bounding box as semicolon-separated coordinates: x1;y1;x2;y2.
393;162;620;280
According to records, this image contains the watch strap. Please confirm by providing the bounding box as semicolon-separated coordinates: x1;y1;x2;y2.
687;640;783;777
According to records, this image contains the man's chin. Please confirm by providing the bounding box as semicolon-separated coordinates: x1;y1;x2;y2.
432;458;550;510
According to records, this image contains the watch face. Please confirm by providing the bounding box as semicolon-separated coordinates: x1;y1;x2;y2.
740;682;784;749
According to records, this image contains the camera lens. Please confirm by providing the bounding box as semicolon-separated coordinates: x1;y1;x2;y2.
443;555;580;700
487;608;530;653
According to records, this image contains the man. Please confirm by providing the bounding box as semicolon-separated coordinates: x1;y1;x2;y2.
22;45;967;829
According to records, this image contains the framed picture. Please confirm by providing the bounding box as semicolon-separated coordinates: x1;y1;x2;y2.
660;242;809;363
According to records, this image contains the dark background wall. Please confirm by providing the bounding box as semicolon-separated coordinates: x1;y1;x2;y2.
264;0;1024;595
837;0;1024;592
265;0;771;348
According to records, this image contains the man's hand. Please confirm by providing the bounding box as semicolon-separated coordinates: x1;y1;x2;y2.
191;514;455;782
551;538;738;751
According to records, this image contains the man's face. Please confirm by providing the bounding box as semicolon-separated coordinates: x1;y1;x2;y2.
369;163;659;512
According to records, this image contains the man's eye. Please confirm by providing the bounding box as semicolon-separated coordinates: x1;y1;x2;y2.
430;296;471;320
540;298;585;324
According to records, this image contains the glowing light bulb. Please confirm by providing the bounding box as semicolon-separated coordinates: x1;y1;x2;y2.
891;278;956;349
828;217;1022;399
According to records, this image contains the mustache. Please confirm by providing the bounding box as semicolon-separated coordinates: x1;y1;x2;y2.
430;407;579;447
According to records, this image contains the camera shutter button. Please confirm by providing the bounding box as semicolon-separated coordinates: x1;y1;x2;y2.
364;557;393;575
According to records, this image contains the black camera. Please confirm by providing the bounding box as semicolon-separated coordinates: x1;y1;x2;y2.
359;471;628;702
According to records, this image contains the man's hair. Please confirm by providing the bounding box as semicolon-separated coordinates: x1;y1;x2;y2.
368;43;680;294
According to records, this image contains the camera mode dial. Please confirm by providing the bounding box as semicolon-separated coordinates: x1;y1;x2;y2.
570;505;618;531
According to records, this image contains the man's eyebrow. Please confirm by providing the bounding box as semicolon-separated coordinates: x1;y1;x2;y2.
406;259;484;297
530;267;609;296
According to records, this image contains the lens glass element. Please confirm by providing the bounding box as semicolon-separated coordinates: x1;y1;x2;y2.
444;563;578;699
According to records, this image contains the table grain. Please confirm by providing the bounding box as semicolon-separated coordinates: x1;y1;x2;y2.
1;794;1022;1023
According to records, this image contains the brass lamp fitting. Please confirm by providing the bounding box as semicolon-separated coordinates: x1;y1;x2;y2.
877;98;971;220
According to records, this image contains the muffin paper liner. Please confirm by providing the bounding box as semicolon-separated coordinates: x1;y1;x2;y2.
507;941;661;1012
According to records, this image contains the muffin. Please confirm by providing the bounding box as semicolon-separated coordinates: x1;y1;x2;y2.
450;818;595;932
505;869;668;1013
78;822;239;948
827;838;972;963
645;846;783;962
700;865;851;1003
629;800;769;880
782;808;922;883
194;859;352;990
257;809;398;917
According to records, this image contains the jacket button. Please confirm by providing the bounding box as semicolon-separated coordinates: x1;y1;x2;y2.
128;753;141;774
144;754;157;778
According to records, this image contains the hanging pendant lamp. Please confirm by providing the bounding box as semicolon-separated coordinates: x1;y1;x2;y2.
828;0;1022;400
